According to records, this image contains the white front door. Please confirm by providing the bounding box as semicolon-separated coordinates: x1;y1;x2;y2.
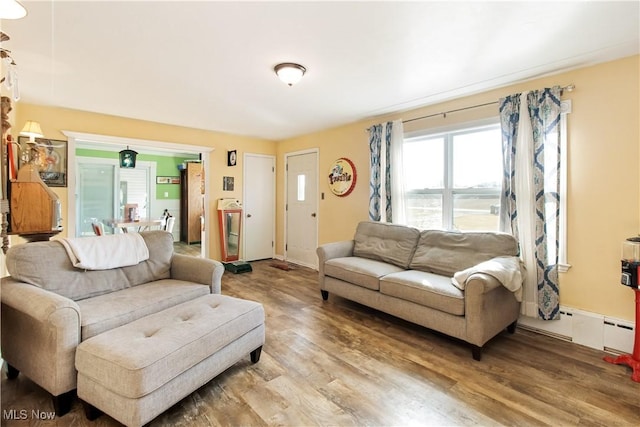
286;150;318;268
243;154;275;261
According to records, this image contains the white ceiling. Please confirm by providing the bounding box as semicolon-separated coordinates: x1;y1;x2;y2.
2;1;639;141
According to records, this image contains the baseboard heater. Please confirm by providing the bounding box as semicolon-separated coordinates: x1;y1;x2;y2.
518;306;634;355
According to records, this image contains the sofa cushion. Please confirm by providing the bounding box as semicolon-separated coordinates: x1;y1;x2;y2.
77;280;211;340
325;257;405;291
353;221;420;269
380;270;465;316
5;231;174;301
409;230;518;276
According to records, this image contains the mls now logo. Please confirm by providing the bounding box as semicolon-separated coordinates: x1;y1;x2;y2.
3;409;55;420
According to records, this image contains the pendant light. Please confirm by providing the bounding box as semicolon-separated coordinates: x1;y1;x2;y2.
119;146;138;168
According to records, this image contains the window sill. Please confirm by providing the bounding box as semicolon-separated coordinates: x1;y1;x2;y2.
559;263;572;273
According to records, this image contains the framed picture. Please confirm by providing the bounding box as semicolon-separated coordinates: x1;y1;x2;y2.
227;150;237;166
156;176;180;184
223;176;234;191
17;136;68;187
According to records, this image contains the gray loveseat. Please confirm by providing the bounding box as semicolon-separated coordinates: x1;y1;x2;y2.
1;230;224;416
317;221;523;360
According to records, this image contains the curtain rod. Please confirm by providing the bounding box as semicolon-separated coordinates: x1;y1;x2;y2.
402;84;575;125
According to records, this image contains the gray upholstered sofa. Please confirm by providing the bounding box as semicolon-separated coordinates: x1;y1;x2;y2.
1;230;224;416
317;221;523;360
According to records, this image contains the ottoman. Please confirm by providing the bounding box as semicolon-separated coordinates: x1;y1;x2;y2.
75;294;265;426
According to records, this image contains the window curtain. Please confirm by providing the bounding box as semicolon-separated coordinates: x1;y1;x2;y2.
368;120;405;223
499;87;561;320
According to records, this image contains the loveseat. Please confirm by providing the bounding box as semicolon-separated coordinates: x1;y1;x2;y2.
1;230;224;416
317;221;524;360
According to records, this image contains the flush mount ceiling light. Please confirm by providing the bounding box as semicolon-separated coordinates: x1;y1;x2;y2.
274;63;306;86
0;0;27;19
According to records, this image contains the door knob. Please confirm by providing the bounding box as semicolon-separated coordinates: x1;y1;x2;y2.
311;213;316;217
247;213;252;218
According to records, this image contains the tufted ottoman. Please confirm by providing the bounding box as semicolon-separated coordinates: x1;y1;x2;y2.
75;294;265;426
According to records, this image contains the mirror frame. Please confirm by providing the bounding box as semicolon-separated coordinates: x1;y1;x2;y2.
218;208;242;262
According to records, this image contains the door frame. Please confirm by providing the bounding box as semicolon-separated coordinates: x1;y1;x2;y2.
284;148;319;269
242;152;276;261
64;131;212;257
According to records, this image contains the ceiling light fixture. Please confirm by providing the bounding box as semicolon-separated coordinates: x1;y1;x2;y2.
274;63;306;86
0;0;27;19
119;146;138;169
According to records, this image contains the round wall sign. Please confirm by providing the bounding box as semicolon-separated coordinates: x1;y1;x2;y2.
328;157;357;197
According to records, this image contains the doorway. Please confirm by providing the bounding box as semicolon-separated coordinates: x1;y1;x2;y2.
285;150;318;268
64;131;212;257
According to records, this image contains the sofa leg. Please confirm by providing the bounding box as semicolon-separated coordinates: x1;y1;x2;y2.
507;320;517;334
5;363;19;379
471;345;482;361
250;346;263;363
81;400;103;421
52;390;75;417
320;290;329;300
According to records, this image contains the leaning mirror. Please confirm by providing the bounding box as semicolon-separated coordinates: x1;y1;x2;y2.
218;208;241;262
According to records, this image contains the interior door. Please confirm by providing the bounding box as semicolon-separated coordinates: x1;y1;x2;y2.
286;151;318;268
243;154;275;261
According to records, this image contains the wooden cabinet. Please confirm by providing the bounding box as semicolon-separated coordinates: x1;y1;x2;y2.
180;162;203;244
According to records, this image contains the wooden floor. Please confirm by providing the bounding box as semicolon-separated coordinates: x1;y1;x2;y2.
2;260;639;426
173;241;202;257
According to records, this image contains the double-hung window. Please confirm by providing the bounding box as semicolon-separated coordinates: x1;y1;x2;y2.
403;122;502;231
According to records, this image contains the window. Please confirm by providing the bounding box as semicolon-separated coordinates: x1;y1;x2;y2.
403;122;502;231
401;103;570;269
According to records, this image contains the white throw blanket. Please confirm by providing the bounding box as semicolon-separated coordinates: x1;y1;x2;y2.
60;233;149;270
451;256;524;302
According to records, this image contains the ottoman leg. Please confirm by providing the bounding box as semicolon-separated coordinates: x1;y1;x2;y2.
81;400;103;421
250;346;263;363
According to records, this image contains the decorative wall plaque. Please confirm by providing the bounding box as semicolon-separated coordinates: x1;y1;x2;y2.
328;157;357;197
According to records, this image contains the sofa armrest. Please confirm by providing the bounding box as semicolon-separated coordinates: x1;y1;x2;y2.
1;277;81;396
170;254;224;294
317;240;354;277
464;273;521;347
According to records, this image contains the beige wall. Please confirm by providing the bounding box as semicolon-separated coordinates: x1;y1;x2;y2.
9;55;639;321
13;104;276;259
278;55;640;322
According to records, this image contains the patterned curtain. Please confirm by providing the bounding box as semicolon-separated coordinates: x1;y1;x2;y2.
368;124;383;221
368;121;404;223
499;87;562;320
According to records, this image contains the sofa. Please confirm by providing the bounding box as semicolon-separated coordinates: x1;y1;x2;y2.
1;230;225;416
317;221;523;360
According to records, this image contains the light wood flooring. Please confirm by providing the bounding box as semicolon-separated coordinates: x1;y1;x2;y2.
173;241;202;257
2;259;639;426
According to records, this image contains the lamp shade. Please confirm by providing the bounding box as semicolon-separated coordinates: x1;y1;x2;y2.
274;63;306;86
119;147;138;168
20;120;43;141
0;0;27;20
